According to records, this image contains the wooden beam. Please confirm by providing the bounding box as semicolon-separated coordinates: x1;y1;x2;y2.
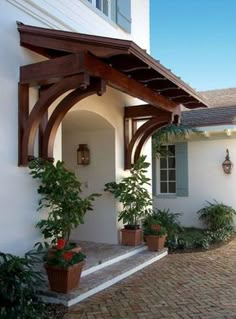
20;52;178;112
20;54;88;85
18;83;29;165
124;105;171;119
82;53;178;112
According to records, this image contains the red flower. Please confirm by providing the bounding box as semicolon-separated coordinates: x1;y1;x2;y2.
63;252;73;261
56;238;66;250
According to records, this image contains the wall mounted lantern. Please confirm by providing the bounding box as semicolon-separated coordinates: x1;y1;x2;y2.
222;149;233;174
77;144;90;165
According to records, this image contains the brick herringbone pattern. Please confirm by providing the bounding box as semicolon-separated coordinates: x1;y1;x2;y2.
64;239;236;319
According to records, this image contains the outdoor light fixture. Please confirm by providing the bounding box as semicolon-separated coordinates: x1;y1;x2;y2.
222;149;233;174
77;144;90;165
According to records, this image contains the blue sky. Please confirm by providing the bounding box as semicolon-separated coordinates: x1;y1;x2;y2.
150;0;236;92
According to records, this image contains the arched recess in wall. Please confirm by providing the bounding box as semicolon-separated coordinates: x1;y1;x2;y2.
62;109;117;243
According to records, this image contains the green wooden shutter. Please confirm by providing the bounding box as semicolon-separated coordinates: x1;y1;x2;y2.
175;142;189;197
116;0;131;33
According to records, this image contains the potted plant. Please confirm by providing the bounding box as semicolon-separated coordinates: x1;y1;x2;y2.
29;158;100;292
44;238;86;293
144;226;167;251
104;156;152;246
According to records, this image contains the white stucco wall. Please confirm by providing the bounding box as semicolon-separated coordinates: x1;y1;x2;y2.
0;0;150;253
154;134;236;228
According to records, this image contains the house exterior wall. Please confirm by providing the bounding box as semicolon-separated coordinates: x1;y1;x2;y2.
154;134;236;228
0;0;150;254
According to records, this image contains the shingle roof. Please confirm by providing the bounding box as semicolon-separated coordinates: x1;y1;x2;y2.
181;105;236;127
199;88;236;107
181;88;236;127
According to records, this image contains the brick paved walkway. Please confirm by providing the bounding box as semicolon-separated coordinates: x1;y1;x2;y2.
64;238;236;319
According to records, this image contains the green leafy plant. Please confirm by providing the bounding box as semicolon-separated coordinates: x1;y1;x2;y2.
44;239;85;269
144;226;167;237
0;251;45;319
197;200;236;230
152;123;198;157
205;227;234;244
143;209;182;238
29;159;101;244
104;155;153;226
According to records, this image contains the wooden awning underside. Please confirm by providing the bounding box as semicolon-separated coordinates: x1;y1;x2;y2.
17;22;208;168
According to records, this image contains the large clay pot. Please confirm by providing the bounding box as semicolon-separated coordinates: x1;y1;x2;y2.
146;234;167;251
45;261;84;293
121;228;143;246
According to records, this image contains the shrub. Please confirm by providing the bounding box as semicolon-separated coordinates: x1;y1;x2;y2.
104;156;152;226
0;251;45;319
29;158;100;244
143;209;182;238
197;200;236;231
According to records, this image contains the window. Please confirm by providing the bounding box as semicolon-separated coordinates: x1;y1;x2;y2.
86;0;131;33
160;145;176;194
87;0;110;17
152;142;188;197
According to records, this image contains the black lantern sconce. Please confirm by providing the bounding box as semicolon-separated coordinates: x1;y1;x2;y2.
77;144;90;165
222;149;233;174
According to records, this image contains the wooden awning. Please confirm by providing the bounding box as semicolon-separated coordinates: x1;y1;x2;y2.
17;22;208;168
18;22;207;109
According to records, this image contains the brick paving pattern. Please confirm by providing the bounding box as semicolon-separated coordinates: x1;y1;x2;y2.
64;238;236;319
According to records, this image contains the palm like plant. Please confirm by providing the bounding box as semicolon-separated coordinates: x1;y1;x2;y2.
152;123;198;157
197;200;236;230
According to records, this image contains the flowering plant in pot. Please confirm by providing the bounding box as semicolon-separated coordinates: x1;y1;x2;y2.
44;238;86;293
104;156;152;246
29;159;100;293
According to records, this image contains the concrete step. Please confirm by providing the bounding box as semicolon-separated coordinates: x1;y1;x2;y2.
40;248;168;307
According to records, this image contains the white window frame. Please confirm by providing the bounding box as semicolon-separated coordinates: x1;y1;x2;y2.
160;144;176;194
87;0;111;18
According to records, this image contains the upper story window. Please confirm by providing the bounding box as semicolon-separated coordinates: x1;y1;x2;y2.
87;0;110;17
160;145;176;194
86;0;131;33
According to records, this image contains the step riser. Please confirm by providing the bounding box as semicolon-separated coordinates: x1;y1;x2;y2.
81;245;148;277
42;250;168;307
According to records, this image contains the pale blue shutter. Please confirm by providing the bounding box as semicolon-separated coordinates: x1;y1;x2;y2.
110;0;117;22
116;0;131;33
175;142;189;197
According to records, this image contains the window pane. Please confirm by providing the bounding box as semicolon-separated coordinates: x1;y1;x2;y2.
160;182;168;193
103;0;109;15
96;0;101;9
168;170;176;181
160;158;167;169
160;170;167;181
169;182;176;193
168;157;175;169
168;145;175;156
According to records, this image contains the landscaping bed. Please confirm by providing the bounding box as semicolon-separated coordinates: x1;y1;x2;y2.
167;227;235;253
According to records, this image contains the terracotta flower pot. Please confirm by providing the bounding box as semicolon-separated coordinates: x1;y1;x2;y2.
121;228;143;246
146;234;167;251
45;261;84;293
150;224;161;232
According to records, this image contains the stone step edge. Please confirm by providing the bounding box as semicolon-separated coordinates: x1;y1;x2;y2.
41;249;168;307
81;245;148;277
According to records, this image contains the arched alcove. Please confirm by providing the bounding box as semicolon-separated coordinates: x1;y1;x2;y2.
62;110;117;244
